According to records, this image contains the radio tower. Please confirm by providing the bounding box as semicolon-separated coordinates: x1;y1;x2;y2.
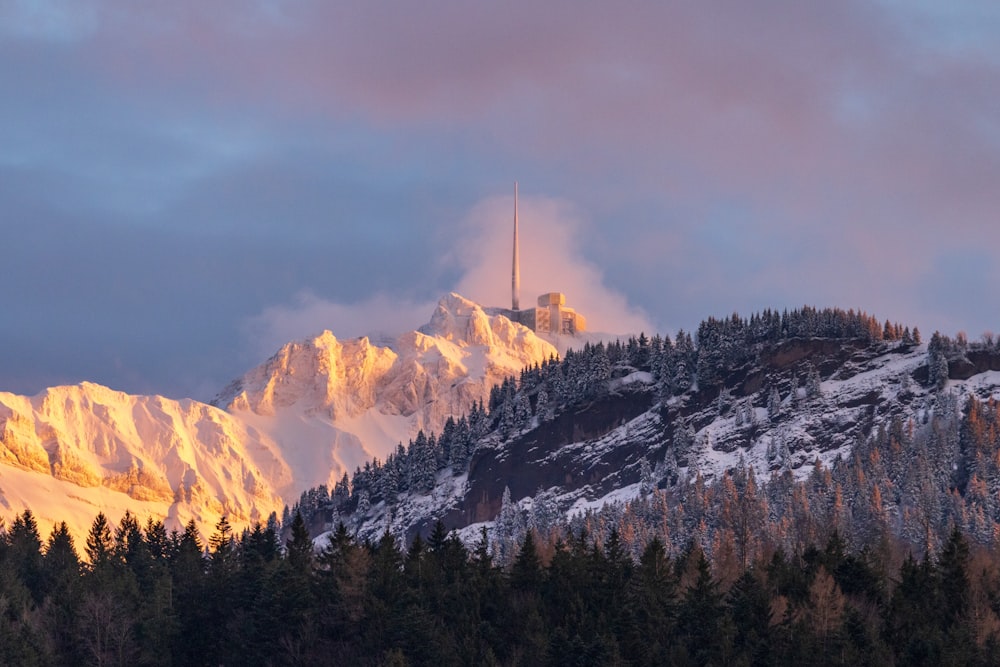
512;182;520;311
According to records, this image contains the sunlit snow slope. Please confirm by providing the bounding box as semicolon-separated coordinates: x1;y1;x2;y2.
0;383;290;543
212;293;557;490
0;294;556;541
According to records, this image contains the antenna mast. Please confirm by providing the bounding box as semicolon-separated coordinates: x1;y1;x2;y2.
512;182;520;311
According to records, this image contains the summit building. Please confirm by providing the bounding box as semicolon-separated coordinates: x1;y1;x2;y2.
498;183;587;335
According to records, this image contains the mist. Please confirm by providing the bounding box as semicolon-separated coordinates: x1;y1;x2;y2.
245;191;656;358
450;192;655;336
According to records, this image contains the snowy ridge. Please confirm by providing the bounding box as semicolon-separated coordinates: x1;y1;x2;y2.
0;383;289;543
0;294;558;542
213;293;557;489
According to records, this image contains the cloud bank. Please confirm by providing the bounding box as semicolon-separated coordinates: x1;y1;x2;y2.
3;0;1000;398
246;192;656;355
243;292;437;359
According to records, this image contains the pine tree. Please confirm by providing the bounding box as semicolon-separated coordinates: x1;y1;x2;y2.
209;515;235;568
494;486;521;565
44;521;80;583
806;364;823;398
85;512;114;571
677;553;725;664
937;527;970;628
727;569;771;665
662;447;680;486
513;391;532;430
510;531;542;591
529;488;561;539
7;510;45;603
286;511;313;572
928;331;951;390
356;490;371;518
625;536;677;664
639;457;655;495
888;553;942;665
535;386;550;422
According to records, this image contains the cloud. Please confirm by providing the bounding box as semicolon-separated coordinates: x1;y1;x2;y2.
60;2;1000;247
5;0;1000;397
244;192;656;356
243;291;437;358
449;192;656;336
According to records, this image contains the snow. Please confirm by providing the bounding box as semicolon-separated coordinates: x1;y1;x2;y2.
0;462;172;545
0;384;289;543
216;293;557;482
568;482;643;515
0;293;559;543
609;371;654;392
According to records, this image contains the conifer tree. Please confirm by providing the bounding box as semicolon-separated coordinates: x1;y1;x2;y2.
286;511;313;572
495;486;521;564
768;385;782;420
677;553;725;664
938;527;970;628
727;569;772;664
85;512;114;571
511;531;542;591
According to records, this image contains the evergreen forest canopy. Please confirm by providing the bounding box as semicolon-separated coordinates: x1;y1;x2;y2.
1;508;1000;665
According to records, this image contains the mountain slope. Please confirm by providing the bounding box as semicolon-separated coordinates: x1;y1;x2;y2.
334;331;1000;550
0;383;290;542
212;293;557;490
0;294;558;541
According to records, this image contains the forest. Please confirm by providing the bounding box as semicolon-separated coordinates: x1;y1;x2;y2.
331;306;930;518
2;506;1000;666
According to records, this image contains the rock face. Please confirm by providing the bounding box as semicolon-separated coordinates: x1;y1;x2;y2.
0;294;557;542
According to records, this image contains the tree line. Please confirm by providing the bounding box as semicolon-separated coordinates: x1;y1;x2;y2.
3;506;1000;665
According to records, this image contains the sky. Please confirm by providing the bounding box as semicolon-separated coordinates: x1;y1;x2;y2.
2;0;999;400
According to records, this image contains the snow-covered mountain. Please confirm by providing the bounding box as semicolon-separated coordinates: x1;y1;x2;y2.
211;293;556;488
0;383;290;542
0;294;557;541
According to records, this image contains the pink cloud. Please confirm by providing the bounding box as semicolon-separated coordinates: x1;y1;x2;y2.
245;190;656;356
448;191;655;336
42;0;1000;336
73;1;997;225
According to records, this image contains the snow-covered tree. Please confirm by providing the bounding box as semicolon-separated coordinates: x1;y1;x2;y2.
513;391;532;430
928;331;951;390
529;488;561;539
408;431;437;494
662;447;680;487
767;386;782;421
640;458;655;496
716;387;733;417
355;490;370;518
806;365;822;398
535;385;551;422
494;486;523;565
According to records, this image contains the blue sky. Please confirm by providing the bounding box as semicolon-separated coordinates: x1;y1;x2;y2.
2;0;999;399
